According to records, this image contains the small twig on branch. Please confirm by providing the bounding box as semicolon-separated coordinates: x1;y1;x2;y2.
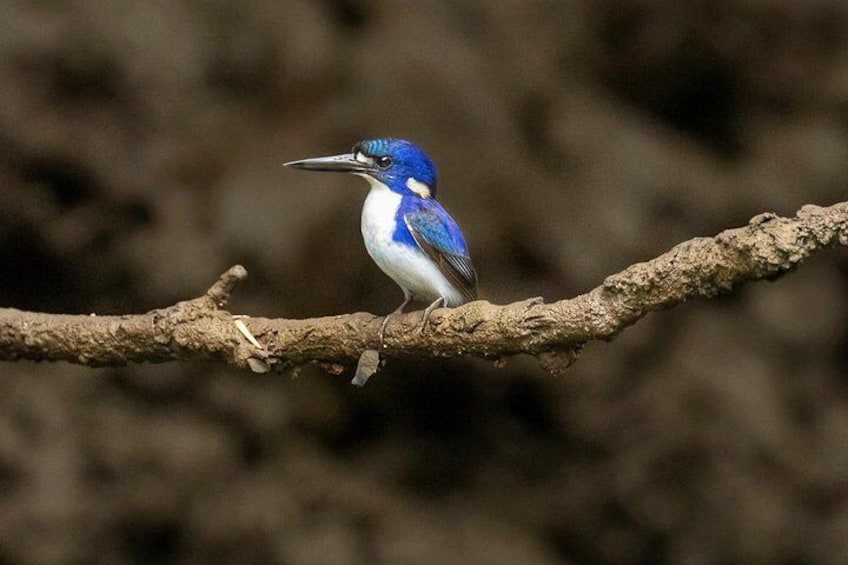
205;264;247;308
0;202;846;379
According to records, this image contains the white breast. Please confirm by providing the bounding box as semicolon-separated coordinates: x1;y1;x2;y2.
359;178;464;306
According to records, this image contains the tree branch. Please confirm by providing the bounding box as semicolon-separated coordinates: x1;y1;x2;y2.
1;202;846;379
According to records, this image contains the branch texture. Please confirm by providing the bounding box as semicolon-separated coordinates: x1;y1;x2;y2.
1;202;846;377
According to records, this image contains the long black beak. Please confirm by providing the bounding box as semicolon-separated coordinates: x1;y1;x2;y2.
283;152;373;173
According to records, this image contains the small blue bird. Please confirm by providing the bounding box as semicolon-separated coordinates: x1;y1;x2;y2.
284;138;477;345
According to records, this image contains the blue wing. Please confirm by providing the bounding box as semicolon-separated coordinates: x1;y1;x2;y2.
403;203;478;303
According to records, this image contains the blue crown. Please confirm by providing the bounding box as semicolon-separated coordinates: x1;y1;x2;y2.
354;138;438;195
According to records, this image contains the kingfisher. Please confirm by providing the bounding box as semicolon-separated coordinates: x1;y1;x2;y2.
284;138;477;345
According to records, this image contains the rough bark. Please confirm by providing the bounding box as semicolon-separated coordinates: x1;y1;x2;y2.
1;202;846;378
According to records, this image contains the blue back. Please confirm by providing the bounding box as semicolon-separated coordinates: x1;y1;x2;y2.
394;197;470;256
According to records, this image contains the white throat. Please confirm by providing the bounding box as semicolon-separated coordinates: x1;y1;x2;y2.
359;176;402;248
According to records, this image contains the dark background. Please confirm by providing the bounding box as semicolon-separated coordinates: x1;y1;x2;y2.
1;1;848;563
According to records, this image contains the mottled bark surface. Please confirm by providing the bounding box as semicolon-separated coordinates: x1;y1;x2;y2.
3;202;845;378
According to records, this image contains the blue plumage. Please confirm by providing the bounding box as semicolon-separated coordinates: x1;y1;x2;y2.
399;199;476;303
394;196;466;251
284;138;478;344
355;139;438;194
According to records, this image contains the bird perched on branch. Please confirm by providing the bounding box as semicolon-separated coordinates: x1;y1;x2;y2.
284;138;477;346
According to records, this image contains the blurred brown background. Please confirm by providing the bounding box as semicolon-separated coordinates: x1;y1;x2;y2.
1;1;847;563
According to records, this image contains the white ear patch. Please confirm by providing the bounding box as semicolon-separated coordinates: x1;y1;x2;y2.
406;177;432;198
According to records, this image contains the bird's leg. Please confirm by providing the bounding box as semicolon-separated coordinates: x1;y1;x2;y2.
416;297;445;335
379;293;413;348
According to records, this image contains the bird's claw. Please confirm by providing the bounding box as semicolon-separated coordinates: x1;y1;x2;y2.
416;297;445;336
378;314;393;349
377;295;413;349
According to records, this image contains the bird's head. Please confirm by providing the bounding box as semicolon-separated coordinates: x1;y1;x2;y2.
284;138;438;199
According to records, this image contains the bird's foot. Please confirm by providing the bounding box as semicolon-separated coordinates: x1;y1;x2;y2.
378;295;413;348
378;314;393;349
416;297;445;335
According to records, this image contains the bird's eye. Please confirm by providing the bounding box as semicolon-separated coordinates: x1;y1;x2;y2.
375;156;393;170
